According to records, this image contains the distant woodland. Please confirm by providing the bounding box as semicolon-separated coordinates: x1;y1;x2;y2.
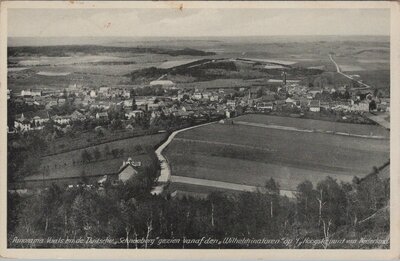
8;46;216;57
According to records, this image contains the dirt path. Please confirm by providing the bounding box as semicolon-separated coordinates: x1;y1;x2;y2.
329;54;372;90
366;113;390;130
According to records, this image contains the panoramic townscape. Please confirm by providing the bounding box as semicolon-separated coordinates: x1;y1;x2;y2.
6;8;390;249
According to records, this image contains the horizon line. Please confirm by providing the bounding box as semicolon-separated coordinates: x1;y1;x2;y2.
8;34;390;38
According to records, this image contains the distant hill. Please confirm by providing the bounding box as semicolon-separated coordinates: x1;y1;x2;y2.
8;45;216;57
353;49;389;56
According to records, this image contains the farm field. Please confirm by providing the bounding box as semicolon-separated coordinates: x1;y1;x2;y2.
25;133;166;181
8;36;390;90
331;54;389;90
45;128;160;155
176;78;268;89
157;59;202;69
165;115;389;191
7;70;131;92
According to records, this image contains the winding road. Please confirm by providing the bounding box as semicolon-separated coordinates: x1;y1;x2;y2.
150;120;297;198
328;54;372;90
150;121;217;195
366;113;390;130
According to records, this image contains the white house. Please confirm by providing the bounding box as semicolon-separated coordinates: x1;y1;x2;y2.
351;101;369;112
257;102;273;111
226;100;236;107
125;110;144;119
123;100;133;108
14;120;32;132
52;115;71;125
96;112;109;120
225;110;234;118
21;89;42;97
210;94;220;102
90;90;97;98
99;87;111;97
192;92;203;100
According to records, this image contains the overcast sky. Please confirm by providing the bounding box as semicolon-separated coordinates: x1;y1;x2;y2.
8;8;390;37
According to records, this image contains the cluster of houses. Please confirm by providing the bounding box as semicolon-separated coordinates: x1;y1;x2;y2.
9;83;228;133
13;109;87;132
252;83;390;114
254;97;378;113
9;79;390;133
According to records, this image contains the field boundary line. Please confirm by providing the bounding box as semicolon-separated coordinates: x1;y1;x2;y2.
173;137;276;152
234;120;388;140
41;131;161;157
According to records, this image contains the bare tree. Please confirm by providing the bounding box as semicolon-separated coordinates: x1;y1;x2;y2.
145;217;153;249
322;219;332;249
316;188;326;226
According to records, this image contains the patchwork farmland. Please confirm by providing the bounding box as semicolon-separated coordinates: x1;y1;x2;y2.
23;133;167;185
164;114;389;193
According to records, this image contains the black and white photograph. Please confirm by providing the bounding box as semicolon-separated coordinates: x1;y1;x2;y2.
1;1;398;257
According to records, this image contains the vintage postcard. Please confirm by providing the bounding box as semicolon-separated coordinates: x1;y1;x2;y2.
0;1;399;259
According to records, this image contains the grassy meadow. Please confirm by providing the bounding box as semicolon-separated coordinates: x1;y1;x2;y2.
25;133;167;181
165;115;389;191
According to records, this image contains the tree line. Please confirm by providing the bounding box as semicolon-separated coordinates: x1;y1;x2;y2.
8;171;389;249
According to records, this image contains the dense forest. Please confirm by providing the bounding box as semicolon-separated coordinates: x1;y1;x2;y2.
8;170;389;249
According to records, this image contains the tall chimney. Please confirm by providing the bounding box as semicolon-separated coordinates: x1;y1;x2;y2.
282;72;287;85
